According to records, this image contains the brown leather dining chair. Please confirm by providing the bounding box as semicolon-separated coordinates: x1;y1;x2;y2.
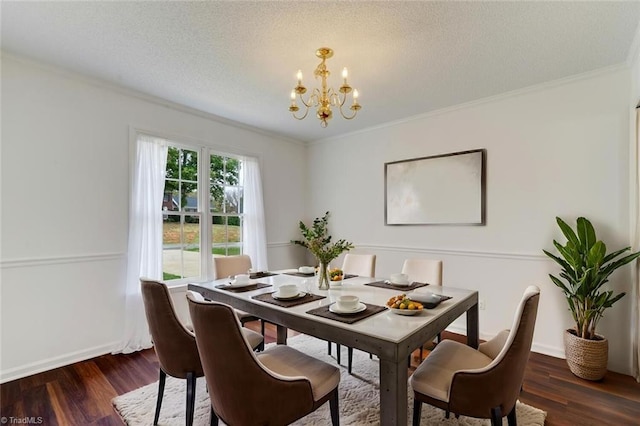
409;285;540;426
328;253;377;374
141;279;264;426
214;254;266;336
187;293;341;426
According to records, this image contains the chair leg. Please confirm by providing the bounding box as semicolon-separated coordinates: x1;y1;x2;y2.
490;406;502;426
210;406;219;426
328;341;332;356
336;344;341;364
347;347;353;374
186;372;197;426
260;319;265;337
369;353;373;359
153;369;167;425
419;346;424;361
412;399;422;426
329;388;340;426
436;332;442;344
507;405;518;426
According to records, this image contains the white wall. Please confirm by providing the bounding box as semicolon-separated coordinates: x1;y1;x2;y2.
0;55;308;382
309;67;635;374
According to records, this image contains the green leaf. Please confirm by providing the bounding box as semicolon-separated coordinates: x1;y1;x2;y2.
556;217;580;248
577;217;596;252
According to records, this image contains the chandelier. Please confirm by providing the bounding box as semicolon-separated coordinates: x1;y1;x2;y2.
288;47;361;128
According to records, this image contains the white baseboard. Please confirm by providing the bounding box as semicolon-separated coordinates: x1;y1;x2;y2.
0;341;120;384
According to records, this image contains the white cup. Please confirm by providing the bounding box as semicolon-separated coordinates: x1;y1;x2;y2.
278;284;299;297
299;266;315;274
232;274;250;284
336;295;359;311
389;273;409;285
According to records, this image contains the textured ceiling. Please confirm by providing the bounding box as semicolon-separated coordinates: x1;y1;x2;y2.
2;1;640;142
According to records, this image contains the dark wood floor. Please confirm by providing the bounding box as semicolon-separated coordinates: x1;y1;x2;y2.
1;325;639;425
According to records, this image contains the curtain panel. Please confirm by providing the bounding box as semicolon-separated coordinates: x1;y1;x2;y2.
114;135;168;354
242;157;269;271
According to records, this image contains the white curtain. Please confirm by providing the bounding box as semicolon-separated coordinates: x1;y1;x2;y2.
634;107;640;382
242;156;269;271
114;135;168;354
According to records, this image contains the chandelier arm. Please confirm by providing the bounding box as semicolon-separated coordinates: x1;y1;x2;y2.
338;103;358;120
291;105;310;120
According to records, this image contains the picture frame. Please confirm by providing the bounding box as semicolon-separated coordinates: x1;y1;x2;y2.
384;149;486;225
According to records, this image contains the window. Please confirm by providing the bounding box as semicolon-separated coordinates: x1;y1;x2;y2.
161;145;246;281
210;154;244;257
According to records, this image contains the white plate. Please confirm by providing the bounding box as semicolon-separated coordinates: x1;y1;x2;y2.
227;281;253;288
272;291;306;300
389;307;423;316
329;302;367;315
298;267;315;274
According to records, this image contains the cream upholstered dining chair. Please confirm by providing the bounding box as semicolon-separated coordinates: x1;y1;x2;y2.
327;253;377;374
341;253;377;277
401;258;444;360
187;293;341;426
214;254;266;336
141;280;263;426
410;286;540;426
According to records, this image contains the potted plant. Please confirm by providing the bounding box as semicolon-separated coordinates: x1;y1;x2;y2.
543;217;640;380
291;211;354;290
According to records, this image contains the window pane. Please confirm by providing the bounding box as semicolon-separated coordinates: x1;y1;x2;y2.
224;187;242;213
165;147;180;180
163;189;179;212
182;189;198;212
228;215;242;243
225;157;241;185
180;149;198;181
162;214;201;280
210;154;224;213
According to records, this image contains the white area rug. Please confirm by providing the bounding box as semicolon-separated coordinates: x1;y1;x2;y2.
112;335;546;425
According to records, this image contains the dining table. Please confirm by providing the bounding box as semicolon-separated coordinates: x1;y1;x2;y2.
188;271;479;426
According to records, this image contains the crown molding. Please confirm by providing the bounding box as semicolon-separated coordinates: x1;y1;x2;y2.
1;50;306;147
354;244;548;261
312;63;630;145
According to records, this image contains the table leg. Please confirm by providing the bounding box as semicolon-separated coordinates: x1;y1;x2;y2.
379;358;408;426
467;302;479;349
276;325;288;345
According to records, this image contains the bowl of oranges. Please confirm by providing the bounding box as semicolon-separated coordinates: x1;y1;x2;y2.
385;294;424;316
329;268;344;287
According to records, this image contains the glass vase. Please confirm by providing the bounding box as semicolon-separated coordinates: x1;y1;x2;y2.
317;262;331;290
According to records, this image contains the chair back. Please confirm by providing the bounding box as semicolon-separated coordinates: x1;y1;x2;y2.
341;254;376;277
140;279;203;379
186;294;315;425
449;286;540;417
214;254;252;279
401;258;443;285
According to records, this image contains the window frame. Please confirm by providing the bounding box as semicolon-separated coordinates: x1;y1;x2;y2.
159;142;247;286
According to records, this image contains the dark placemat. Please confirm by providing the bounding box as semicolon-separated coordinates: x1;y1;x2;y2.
342;274;358;280
252;292;326;308
306;303;387;324
364;281;430;291
214;282;272;293
284;272;316;278
249;271;279;279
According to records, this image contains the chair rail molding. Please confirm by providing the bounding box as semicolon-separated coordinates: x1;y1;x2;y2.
356;244;548;261
0;252;126;269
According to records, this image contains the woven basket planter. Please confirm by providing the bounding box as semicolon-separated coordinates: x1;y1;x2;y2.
564;329;608;381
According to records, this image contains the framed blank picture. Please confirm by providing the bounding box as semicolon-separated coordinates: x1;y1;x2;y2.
385;149;486;225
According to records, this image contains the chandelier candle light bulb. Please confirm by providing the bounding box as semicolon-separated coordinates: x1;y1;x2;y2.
288;47;362;128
